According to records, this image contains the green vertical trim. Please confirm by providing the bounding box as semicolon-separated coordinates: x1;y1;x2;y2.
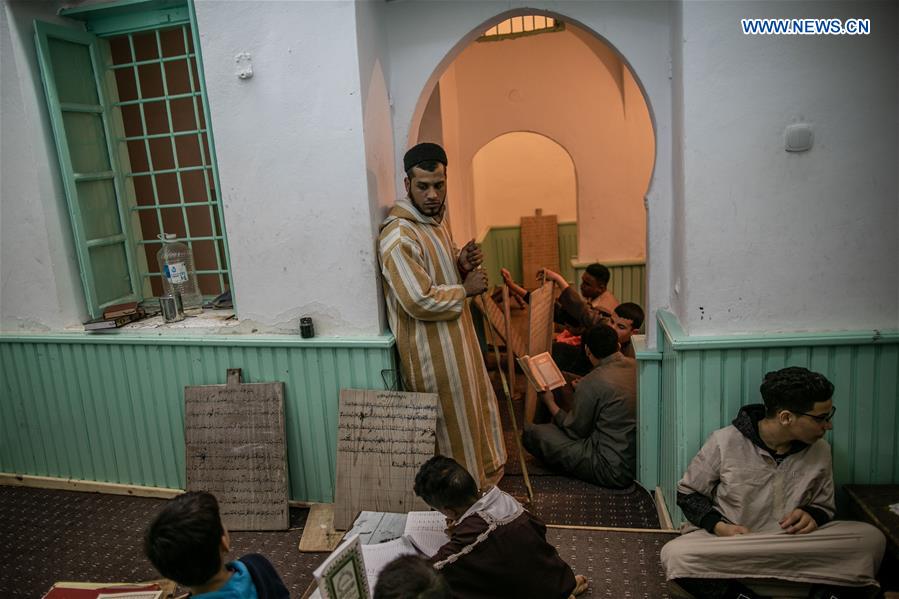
186;1;234;304
636;348;661;489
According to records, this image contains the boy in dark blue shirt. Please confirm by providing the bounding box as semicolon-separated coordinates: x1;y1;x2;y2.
144;491;288;598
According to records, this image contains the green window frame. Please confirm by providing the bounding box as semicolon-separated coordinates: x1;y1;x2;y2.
34;0;232;319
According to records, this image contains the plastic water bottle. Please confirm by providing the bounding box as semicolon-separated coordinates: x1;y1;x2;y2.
156;233;203;315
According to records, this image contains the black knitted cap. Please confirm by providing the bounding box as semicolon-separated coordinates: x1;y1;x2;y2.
403;142;448;172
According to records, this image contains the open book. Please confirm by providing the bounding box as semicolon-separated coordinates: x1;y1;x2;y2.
313;533;420;599
516;352;566;392
312;512;451;599
403;511;450;557
313;534;371;599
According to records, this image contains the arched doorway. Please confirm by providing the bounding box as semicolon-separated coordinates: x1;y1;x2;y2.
410;11;654;312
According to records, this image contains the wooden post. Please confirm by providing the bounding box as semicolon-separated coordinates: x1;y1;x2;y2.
502;285;517;398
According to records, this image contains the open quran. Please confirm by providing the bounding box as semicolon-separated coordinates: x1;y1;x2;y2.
517;352;566;392
312;511;450;598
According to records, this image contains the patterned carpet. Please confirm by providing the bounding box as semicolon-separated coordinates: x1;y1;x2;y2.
550;528;678;598
0;486;324;598
0;485;675;598
500;475;661;529
1;349;667;597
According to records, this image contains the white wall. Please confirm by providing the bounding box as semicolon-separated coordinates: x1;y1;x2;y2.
668;0;687;323
195;0;383;335
355;0;396;332
1;0;390;336
0;1;87;331
676;1;898;334
471;132;577;237
417;83;443;146
11;1;889;341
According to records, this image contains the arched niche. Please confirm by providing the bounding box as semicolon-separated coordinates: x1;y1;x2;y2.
471;131;577;238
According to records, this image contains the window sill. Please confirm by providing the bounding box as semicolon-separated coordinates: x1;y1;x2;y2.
74;308;240;335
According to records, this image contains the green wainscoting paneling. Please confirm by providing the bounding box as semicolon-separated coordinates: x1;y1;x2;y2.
479;222;579;290
645;311;899;524
557;222;578;284
478;223;645;312
0;333;395;503
480;225;522;289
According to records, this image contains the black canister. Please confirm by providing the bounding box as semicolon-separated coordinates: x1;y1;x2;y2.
160;293;184;323
300;316;315;338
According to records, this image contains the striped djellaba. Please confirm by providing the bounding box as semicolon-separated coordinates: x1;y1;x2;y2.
378;198;506;488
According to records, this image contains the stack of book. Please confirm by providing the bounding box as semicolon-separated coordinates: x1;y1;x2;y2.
83;301;146;331
41;580;174;598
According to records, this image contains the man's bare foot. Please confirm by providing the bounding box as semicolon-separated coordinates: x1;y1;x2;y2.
570;574;589;597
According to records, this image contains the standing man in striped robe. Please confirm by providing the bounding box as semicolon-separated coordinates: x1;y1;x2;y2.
378;143;507;488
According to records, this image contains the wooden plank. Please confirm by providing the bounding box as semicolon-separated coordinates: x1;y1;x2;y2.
547;523;678;534
333;389;438;530
0;472;181;499
525;281;555;423
502;286;517;398
655;486;674;530
520;210;559;290
299;581;318;599
298;503;345;553
184;368;289;531
475;294;525;357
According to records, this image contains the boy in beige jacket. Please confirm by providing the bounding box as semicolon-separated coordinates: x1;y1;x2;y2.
661;367;885;599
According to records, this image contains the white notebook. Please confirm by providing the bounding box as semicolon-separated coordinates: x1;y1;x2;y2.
403;511;450;557
361;536;419;590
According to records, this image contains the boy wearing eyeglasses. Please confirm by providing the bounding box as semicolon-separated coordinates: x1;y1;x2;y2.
660;367;885;599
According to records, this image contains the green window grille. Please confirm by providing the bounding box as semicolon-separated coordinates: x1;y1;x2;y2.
34;0;231;319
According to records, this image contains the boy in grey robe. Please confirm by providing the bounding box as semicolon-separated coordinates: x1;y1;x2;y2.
522;325;637;489
661;367;885;599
